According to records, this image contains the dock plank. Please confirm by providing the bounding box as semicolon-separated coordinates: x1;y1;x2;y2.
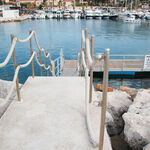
63;60;144;72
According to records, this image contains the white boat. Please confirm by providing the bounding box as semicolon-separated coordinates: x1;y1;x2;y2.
35;11;45;19
38;13;45;19
31;13;37;19
84;9;93;19
46;11;53;19
71;11;79;19
56;10;63;19
93;9;102;19
124;15;141;23
101;10;110;19
145;12;150;20
63;10;71;19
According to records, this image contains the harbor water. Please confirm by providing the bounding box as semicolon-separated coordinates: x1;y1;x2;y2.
0;19;150;86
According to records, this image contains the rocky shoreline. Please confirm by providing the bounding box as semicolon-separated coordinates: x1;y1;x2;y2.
95;84;150;150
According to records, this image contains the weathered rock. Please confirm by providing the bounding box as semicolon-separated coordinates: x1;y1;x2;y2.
107;90;132;136
143;143;150;150
123;90;150;150
120;86;138;101
0;79;22;117
95;90;132;136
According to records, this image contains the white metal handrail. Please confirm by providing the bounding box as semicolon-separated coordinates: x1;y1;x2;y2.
81;51;98;147
79;29;110;150
95;54;145;71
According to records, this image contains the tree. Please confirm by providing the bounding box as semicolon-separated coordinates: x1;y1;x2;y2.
58;0;62;8
63;1;66;9
0;0;3;5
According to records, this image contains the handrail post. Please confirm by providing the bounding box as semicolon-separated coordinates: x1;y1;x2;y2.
46;53;49;76
11;34;21;101
99;49;109;150
49;58;52;75
89;36;94;103
39;50;42;76
85;29;88;64
57;58;59;76
51;61;55;76
60;48;64;73
29;30;34;78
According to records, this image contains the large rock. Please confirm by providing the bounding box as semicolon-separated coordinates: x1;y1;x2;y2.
0;79;22;117
123;90;150;150
95;90;132;136
120;86;138;101
143;143;150;150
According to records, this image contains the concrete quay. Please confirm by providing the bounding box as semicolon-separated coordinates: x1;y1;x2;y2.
0;15;29;23
0;77;112;150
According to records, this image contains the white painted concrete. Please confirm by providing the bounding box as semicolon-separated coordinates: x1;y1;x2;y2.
0;77;112;150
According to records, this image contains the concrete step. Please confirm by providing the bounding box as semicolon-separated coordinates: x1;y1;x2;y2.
0;77;112;150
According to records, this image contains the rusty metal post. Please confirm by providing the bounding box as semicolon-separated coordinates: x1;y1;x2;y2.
46;53;49;76
99;49;109;150
29;30;34;78
11;34;21;101
89;36;94;103
39;50;42;76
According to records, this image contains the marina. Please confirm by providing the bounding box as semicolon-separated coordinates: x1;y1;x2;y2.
0;3;150;150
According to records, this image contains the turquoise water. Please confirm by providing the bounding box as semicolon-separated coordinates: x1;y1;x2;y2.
0;19;150;83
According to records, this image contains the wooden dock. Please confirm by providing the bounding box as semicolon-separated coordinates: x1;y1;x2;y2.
63;59;144;71
62;59;150;78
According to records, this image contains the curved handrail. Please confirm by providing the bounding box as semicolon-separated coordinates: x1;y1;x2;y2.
85;39;93;66
82;30;85;43
80;29;110;149
81;51;98;147
81;29;93;67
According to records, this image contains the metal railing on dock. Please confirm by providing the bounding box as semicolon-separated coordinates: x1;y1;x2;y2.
0;30;64;101
94;54;145;72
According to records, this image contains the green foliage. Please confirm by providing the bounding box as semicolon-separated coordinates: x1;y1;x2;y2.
58;0;62;8
20;2;31;8
20;2;37;8
0;0;3;5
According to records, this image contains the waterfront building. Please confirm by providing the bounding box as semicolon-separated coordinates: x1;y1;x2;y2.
2;9;19;18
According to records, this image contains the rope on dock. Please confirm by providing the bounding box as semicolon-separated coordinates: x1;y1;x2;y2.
0;30;64;102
